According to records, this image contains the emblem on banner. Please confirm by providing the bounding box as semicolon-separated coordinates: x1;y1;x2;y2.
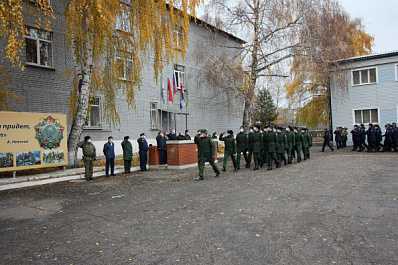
34;116;65;149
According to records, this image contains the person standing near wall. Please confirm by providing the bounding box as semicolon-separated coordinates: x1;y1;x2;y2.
103;136;116;177
121;136;133;173
137;133;148;171
334;127;342;149
156;131;167;165
77;136;96;181
322;128;334;152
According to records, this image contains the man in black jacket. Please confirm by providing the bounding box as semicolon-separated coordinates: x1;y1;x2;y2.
358;124;367;152
322;128;334;152
156;131;167;164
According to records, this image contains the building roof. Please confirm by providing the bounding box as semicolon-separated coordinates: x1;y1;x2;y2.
194;17;246;44
335;50;398;63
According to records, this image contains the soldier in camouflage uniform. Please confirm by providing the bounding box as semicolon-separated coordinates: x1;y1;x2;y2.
252;125;263;170
219;130;238;172
262;125;269;167
302;127;311;160
265;125;280;170
194;129;220;181
294;127;303;162
276;126;287;166
236;126;249;170
285;126;295;164
77;136;96;181
246;127;254;168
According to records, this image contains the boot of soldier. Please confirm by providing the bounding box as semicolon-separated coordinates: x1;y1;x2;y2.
246;163;251;168
303;154;307;160
237;163;240;170
233;168;238;172
222;167;226;172
283;158;287;166
288;157;292;164
276;161;281;168
267;163;272;170
253;164;259;170
307;153;310;159
357;148;363;152
259;160;264;168
297;157;301;162
351;148;356;151
193;176;204;181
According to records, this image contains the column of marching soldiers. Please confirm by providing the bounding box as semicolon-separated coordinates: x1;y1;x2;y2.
193;125;312;181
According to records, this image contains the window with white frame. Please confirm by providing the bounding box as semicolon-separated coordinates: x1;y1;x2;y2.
85;97;102;128
116;51;133;80
354;109;378;124
150;102;159;130
25;27;53;67
174;65;185;89
116;5;131;32
352;68;377;85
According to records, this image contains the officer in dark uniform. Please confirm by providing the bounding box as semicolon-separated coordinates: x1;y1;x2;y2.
137;133;148;171
285;126;294;164
194;129;220;181
334;127;342;149
359;124;367;151
391;123;398;147
276;126;287;165
121;136;133;173
184;130;191;140
366;123;377;152
156;131;167;164
236;126;249;170
322;128;334;152
350;125;360;151
168;129;177;140
265;125;280;170
375;124;383;151
77;136;96;181
382;124;398;152
219;130;238;172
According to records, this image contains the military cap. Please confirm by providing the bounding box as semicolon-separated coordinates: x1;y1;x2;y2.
255;124;261;129
369;123;373;126
185;130;189;133
324;128;328;130
264;125;269;128
200;129;208;134
124;136;129;140
360;123;364;127
240;125;245;129
288;126;293;130
354;125;358;127
84;136;91;141
294;126;298;130
140;133;145;136
269;125;274;129
227;130;233;134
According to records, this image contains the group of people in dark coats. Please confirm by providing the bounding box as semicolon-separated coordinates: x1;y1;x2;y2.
194;125;313;181
351;123;398;152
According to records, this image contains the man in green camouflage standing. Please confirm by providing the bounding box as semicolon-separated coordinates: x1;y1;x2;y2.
294;127;303;162
252;125;263;170
262;125;269;167
77;136;96;181
246;127;254;168
276;126;287;166
285;126;295;164
236;126;249;170
302;127;310;160
194;129;220;181
265;125;280;170
219;130;238;172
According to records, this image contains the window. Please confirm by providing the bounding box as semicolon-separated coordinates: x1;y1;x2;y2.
354;109;379;124
116;5;131;32
116;51;133;80
25;27;52;67
174;65;185;89
174;27;183;49
150;102;159;130
352;68;377;85
85;97;102;128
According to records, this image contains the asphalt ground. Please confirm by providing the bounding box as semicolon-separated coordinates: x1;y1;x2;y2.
0;146;397;265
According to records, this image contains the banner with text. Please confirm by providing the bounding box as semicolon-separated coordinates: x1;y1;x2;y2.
0;111;68;172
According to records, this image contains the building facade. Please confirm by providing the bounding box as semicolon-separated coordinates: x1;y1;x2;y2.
330;51;398;145
1;0;246;157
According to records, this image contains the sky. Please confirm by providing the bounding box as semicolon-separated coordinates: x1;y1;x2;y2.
339;0;398;54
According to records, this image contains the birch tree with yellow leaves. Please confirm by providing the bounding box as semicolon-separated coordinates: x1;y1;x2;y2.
285;0;374;127
0;0;53;110
65;0;203;166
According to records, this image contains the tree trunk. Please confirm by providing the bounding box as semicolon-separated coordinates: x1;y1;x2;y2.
67;40;94;168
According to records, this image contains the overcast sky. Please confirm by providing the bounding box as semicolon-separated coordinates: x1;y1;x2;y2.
339;0;397;54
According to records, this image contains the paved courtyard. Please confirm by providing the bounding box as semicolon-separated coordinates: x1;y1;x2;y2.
1;146;397;264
